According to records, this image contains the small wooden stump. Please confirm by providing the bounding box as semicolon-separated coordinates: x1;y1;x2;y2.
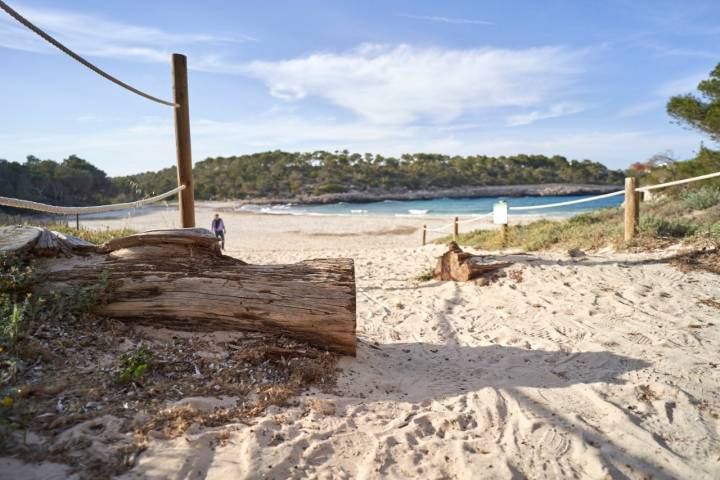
434;242;512;281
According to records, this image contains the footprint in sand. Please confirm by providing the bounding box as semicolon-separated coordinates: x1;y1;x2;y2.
626;332;653;345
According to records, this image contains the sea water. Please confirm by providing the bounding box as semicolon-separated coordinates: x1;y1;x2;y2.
240;195;623;217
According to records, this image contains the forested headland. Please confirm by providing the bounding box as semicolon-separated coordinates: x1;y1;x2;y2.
1;151;624;207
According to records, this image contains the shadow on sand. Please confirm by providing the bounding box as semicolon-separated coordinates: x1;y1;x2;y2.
349;341;649;403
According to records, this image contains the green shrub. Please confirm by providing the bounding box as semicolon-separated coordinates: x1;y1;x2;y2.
0;255;34;356
683;187;720;210
117;345;154;384
640;216;699;238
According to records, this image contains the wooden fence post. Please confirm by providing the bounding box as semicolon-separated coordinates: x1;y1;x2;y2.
453;217;459;241
422;225;427;246
624;177;639;241
500;223;508;246
172;53;195;228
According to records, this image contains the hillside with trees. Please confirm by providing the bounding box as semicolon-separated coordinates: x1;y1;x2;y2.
1;152;624;207
117;152;624;202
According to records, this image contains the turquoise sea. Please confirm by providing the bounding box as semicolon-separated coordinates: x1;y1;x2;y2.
239;194;623;217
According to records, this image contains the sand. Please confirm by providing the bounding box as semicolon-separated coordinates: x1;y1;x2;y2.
4;204;720;479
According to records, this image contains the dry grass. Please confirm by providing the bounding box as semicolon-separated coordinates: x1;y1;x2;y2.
437;197;720;252
1;310;339;479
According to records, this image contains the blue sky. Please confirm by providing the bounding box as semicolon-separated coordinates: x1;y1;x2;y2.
1;0;718;176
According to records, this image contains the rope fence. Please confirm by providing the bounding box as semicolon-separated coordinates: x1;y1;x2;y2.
0;0;177;107
507;189;625;211
420;170;720;245
636;171;720;192
0;185;185;215
1;1;196;228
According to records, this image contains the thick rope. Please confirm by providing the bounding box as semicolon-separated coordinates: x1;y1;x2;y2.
0;185;185;215
0;0;177;107
508;190;625;211
458;211;494;226
426;212;494;233
637;171;720;192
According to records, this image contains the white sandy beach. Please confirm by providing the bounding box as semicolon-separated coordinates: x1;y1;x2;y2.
4;203;720;479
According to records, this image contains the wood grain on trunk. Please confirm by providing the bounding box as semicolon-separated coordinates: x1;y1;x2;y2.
1;227;357;355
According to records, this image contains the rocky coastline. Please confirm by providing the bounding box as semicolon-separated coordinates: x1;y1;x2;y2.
236;183;622;205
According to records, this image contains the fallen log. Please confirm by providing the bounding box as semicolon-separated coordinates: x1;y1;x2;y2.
0;226;357;355
434;241;512;281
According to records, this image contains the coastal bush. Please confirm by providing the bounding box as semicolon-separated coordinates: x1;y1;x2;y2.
683;186;720;210
441;196;720;252
117;344;154;384
445;208;625;252
640;216;699;238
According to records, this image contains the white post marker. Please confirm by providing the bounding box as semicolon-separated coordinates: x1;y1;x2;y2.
493;201;508;225
494;200;509;244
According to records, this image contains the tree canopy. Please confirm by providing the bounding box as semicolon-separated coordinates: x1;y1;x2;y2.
667;63;720;142
117;151;624;201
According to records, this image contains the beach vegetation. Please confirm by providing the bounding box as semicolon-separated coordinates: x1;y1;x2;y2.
683;186;720;210
117;344;154;384
441;194;720;252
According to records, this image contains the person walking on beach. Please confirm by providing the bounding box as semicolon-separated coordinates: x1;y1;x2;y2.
211;213;226;250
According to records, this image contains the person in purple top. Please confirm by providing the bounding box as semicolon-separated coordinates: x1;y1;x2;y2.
211;213;226;250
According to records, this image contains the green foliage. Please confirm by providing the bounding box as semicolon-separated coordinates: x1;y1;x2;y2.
0;255;34;352
667;63;720;142
632;147;720;195
117;345;154;384
2;303;27;354
683;186;720;210
443;196;720;252
114;151;623;201
0;255;34;388
0;155;116;208
639;216;699;238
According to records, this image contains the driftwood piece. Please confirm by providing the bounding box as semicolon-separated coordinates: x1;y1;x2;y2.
1;227;357;355
434;242;512;281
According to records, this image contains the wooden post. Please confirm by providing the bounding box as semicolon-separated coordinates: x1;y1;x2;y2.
624;177;639;241
500;224;508;246
75;213;79;230
172;53;195;228
453;217;459;241
422;225;427;246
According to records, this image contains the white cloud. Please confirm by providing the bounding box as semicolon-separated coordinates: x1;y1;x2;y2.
401;14;494;26
506;102;584;126
243;44;584;124
0;4;253;63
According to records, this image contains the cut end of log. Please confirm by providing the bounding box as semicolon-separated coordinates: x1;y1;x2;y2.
434;241;512;281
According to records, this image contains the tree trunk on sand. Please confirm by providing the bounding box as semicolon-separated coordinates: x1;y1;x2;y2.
434;241;512;281
0;227;357;356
